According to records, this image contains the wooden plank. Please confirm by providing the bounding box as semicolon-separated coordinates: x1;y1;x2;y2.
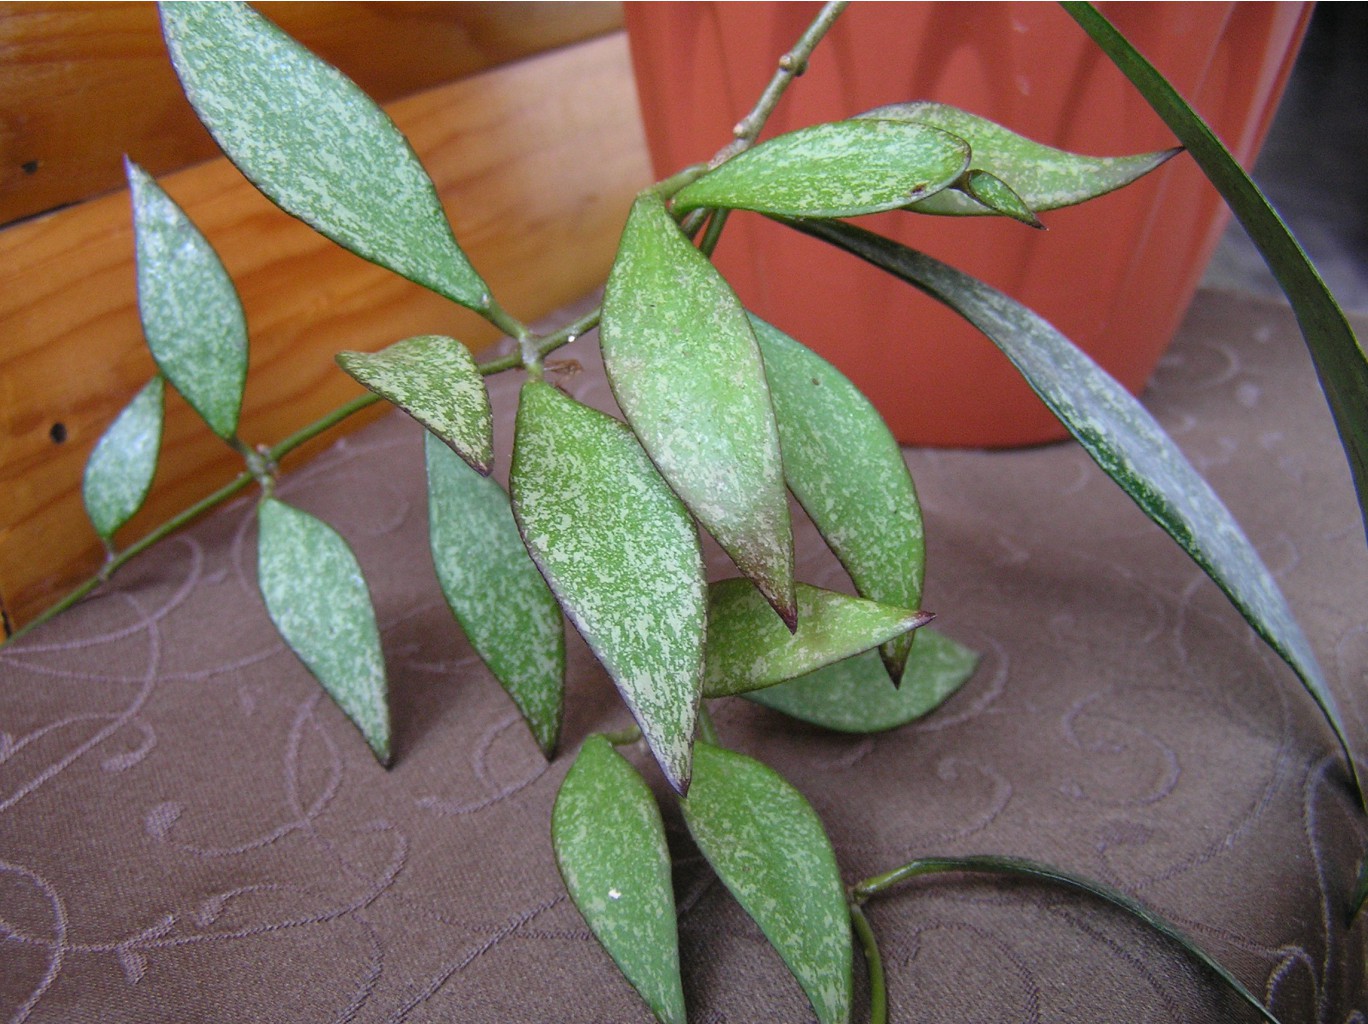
0;1;624;225
0;31;651;630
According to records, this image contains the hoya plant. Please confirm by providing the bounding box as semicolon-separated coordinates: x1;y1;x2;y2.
13;2;1368;1022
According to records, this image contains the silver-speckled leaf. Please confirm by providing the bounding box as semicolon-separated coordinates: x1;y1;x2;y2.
789;215;1357;801
746;629;978;732
673;120;969;218
510;381;705;794
859;101;1177;216
750;314;925;678
341;336;493;474
160;1;489;311
553;736;685;1024
257;498;389;764
959;170;1042;227
83;376;165;540
681;743;851;1024
602;192;795;626
426;433;563;757
127;161;247;440
702;579;932;698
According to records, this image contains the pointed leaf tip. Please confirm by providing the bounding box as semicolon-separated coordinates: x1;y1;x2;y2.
257;498;390;764
159;1;489;310
83;376;165;540
553;736;685;1024
602;192;795;623
510;381;705;794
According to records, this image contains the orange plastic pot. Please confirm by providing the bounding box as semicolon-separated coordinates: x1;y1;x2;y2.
624;2;1310;447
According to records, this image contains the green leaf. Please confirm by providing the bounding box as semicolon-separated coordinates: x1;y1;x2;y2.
681;743;852;1024
1061;3;1368;573
958;170;1043;228
859;101;1177;215
672;120;969;218
82;376;165;540
426;433;563;758
159;1;489;311
257;497;389;764
510;381;705;794
703;579;931;699
126;160;247;440
745;629;979;733
340;336;493;474
552;736;685;1024
602;192;795;625
750;314;925;677
784;215;1362;804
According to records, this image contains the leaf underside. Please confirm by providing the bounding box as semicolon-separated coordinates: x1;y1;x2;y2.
510;381;705;794
257;498;390;764
83;376;165;540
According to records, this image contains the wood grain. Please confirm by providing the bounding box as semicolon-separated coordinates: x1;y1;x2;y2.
0;1;624;226
0;31;652;630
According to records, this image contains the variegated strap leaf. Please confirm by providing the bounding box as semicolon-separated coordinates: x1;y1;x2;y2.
858;101;1178;216
553;736;685;1024
426;433;563;757
509;381;705;794
681;743;852;1024
750;314;925;677
127;161;247;440
83;376;165;540
257;498;390;764
160;1;490;311
746;629;979;732
341;336;493;474
703;579;931;698
672;120;969;218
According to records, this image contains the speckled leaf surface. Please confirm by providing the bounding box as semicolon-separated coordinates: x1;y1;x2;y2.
83;376;164;540
960;170;1042;227
160;1;489;311
509;381;705;794
859;101;1177;216
257;498;390;764
341;337;493;474
552;736;684;1024
750;314;924;677
702;579;932;698
789;216;1357;794
746;629;979;732
426;433;563;757
602;192;794;624
127;161;247;440
672;120;968;218
681;743;851;1024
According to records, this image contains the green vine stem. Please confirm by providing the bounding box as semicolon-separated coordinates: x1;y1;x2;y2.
851;855;1282;1024
848;901;887;1024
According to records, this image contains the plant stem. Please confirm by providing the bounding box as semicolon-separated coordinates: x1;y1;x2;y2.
848;901;887;1024
851;855;1282;1024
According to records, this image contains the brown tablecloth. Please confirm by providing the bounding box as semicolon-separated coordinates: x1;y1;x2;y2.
3;288;1365;1022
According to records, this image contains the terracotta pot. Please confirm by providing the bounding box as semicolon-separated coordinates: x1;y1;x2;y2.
624;2;1310;447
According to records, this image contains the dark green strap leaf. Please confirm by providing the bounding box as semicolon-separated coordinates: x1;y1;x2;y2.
859;100;1177;215
341;336;494;475
750;314;925;677
602;192;795;626
672;120;969;218
127;160;247;440
703;579;931;698
552;736;685;1024
510;381;705;794
160;1;490;311
1061;1;1368;553
681;743;852;1024
257;497;390;764
785;215;1361;803
83;376;165;540
426;433;564;758
746;629;979;732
